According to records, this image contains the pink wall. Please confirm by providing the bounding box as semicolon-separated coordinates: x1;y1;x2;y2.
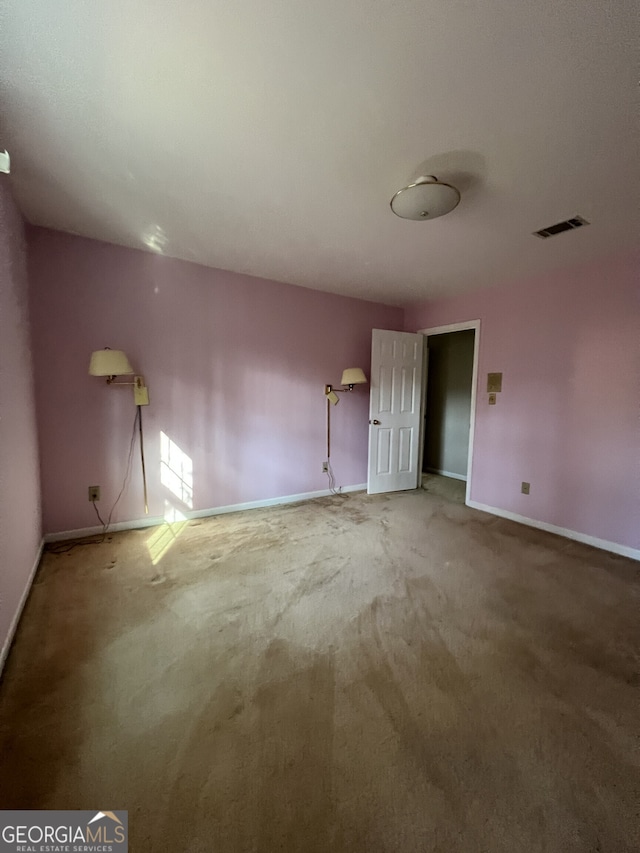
405;252;640;552
0;177;42;663
28;228;402;535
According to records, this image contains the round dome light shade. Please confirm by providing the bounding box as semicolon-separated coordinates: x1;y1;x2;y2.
341;367;367;386
390;176;460;221
89;349;134;377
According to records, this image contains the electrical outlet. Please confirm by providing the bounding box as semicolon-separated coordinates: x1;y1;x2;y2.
521;482;530;495
322;461;329;473
88;485;100;502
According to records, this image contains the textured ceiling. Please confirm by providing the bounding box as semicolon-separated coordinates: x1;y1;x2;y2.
0;0;638;305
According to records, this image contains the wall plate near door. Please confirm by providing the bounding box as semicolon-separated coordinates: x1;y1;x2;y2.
487;372;503;393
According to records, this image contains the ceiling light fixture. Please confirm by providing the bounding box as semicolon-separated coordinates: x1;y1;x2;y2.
390;175;460;221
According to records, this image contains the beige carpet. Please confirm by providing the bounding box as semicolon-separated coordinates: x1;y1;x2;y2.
1;482;639;852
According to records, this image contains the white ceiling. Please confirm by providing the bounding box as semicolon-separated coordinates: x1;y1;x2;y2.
1;0;638;305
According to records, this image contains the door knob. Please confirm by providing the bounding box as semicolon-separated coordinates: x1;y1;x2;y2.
369;419;381;425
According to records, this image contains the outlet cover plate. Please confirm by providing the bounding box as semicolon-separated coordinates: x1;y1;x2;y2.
521;482;530;495
88;485;100;502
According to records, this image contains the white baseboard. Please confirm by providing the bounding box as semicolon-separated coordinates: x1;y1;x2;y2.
467;500;640;561
44;515;164;543
425;468;467;482
0;539;45;678
44;484;368;543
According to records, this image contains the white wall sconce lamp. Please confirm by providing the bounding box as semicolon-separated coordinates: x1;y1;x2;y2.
89;348;149;406
323;368;368;482
89;348;133;382
324;367;368;405
89;347;150;513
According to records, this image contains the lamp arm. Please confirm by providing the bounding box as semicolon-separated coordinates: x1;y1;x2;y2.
325;384;356;394
106;375;146;387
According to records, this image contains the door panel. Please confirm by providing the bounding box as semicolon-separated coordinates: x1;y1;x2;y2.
367;329;424;494
398;428;412;472
400;366;416;411
376;429;392;475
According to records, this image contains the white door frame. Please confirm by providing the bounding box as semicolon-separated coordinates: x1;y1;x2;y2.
417;320;481;505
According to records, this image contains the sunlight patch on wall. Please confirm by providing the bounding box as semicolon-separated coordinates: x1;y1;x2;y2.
160;431;193;508
147;501;188;565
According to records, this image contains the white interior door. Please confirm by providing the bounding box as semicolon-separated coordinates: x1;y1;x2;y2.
367;329;424;494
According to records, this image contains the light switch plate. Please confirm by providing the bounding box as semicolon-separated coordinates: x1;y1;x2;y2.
487;372;503;393
488;393;497;405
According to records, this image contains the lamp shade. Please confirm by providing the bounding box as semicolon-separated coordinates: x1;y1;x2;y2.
341;367;367;386
89;349;134;377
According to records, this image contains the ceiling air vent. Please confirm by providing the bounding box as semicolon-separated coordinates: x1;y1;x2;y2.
534;215;589;239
